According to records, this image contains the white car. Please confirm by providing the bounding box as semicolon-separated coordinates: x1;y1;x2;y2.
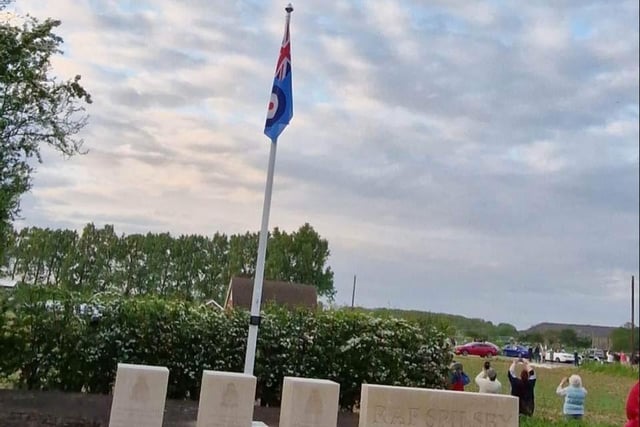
545;350;579;363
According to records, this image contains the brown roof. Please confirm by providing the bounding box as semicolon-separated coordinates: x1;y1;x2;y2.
224;277;317;310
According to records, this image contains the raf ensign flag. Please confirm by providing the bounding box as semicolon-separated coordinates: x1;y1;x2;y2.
264;8;293;141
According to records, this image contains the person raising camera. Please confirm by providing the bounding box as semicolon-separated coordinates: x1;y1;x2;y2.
508;358;537;416
475;360;502;394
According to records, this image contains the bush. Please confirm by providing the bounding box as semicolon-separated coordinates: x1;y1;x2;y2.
0;287;452;408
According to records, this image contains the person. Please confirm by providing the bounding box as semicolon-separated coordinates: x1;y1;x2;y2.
528;346;534;361
508;358;537;416
556;375;587;420
621;352;629;365
534;345;541;363
607;351;615;364
626;380;639;427
449;361;470;391
573;350;579;367
475;361;501;394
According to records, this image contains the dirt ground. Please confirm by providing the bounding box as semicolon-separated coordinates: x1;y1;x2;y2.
0;389;359;427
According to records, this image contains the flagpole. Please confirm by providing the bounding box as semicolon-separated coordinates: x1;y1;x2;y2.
244;139;278;375
243;2;293;376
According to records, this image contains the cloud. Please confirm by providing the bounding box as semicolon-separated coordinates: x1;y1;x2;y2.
9;0;639;329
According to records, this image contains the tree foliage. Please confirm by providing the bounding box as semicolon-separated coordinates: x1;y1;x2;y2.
610;326;640;352
1;222;335;301
362;308;519;342
0;11;91;260
559;328;579;347
495;322;519;338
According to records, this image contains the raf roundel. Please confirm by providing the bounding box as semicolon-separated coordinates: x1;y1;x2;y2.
266;85;286;127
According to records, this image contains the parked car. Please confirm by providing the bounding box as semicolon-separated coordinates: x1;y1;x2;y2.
584;348;605;361
546;350;580;363
502;344;529;358
454;342;499;357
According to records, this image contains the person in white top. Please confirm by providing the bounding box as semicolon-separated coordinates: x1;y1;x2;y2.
475;364;502;394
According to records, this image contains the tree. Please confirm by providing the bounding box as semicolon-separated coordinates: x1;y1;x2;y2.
520;332;544;345
610;326;640;352
0;222;336;301
1;11;92;260
559;328;579;347
495;323;518;338
266;223;335;299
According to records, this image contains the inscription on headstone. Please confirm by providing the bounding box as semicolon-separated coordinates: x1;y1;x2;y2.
279;377;339;427
108;363;169;427
359;384;519;427
196;370;257;427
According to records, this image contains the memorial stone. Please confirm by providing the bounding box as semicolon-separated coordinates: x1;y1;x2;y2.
359;384;518;427
279;377;340;427
108;363;169;427
196;370;257;427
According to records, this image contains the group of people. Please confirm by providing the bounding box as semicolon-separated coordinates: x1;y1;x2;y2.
448;358;639;423
449;359;540;416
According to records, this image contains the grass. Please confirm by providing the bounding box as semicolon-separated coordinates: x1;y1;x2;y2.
455;355;636;427
580;360;639;378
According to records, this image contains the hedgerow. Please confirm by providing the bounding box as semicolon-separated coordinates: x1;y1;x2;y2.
0;286;452;408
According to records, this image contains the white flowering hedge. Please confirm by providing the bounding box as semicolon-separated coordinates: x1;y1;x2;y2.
0;287;452;408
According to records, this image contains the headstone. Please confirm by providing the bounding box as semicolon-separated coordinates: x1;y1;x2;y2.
279;377;340;427
359;384;518;427
196;370;257;427
108;363;169;427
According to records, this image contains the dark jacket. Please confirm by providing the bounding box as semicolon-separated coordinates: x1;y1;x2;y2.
508;369;536;416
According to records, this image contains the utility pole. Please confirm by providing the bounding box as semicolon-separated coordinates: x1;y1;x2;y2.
351;275;357;308
632;275;635;357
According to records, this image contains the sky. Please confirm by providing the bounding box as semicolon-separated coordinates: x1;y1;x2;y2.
6;0;639;330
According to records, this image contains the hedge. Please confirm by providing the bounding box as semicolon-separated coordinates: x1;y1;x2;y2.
0;286;453;409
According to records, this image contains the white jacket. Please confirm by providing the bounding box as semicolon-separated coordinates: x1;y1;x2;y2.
475;371;502;394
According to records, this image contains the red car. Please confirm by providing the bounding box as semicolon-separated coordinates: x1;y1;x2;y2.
454;342;499;357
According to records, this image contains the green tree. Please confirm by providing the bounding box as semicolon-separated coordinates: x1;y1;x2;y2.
0;12;92;260
495;322;518;338
520;332;544;345
543;329;561;346
610;326;640;352
280;223;335;299
559;328;579;347
0;222;336;302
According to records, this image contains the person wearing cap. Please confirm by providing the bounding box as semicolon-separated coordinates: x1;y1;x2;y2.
556;374;588;420
449;361;470;391
475;360;502;394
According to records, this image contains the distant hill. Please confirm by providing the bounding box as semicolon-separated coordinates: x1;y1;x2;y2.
352;307;519;339
523;322;616;338
353;307;619;345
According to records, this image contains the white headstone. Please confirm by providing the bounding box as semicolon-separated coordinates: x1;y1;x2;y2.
108;363;169;427
196;370;257;427
279;377;340;427
359;384;519;427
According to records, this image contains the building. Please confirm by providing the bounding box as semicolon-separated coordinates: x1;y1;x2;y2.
223;276;317;311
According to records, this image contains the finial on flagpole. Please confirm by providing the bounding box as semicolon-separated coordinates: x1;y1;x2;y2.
285;3;293;13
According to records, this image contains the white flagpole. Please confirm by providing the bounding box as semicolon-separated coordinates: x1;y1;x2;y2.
243;138;278;375
243;2;293;376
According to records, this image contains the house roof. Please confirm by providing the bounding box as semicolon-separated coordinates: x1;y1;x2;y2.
225;276;317;310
